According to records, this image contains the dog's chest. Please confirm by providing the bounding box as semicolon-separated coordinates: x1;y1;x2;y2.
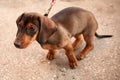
41;38;61;49
41;26;71;49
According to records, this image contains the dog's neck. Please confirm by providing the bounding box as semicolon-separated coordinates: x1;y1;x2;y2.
43;16;56;28
37;16;58;45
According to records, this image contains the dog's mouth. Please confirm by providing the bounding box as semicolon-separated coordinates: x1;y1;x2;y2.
14;32;38;49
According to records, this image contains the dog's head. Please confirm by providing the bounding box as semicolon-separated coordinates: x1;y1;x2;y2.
14;13;56;49
14;13;41;49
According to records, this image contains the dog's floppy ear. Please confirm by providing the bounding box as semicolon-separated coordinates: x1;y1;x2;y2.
16;13;25;24
37;16;56;45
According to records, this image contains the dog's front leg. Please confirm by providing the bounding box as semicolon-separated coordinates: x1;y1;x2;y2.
64;44;78;69
47;49;56;60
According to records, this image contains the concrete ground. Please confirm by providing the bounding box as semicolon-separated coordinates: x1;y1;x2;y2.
0;0;120;80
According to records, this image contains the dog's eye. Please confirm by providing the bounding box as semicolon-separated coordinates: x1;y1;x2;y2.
27;26;36;37
27;26;35;33
29;26;35;31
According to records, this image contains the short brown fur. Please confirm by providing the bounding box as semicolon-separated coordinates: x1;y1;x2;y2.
14;7;111;68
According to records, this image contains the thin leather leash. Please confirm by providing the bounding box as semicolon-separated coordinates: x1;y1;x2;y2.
44;0;57;17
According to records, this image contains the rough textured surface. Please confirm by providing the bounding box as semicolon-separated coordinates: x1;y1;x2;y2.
0;0;120;80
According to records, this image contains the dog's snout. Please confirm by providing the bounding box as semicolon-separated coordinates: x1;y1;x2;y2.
14;41;21;48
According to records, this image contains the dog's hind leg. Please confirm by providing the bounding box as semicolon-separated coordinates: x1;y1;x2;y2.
72;34;83;50
76;31;95;60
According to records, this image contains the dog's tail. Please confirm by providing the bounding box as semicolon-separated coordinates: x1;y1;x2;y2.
95;32;112;38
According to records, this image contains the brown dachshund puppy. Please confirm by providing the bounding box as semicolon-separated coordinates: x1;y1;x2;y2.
14;7;112;68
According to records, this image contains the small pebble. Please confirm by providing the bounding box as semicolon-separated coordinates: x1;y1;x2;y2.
48;61;51;64
62;73;66;76
59;68;67;72
40;58;51;64
72;76;75;79
53;75;57;78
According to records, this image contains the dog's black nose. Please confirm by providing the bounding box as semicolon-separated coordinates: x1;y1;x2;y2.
14;41;21;48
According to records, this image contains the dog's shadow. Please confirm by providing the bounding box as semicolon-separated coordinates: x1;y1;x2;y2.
54;43;85;68
74;42;85;55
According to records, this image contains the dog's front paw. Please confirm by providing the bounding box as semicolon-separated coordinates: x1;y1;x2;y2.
76;53;86;60
69;59;78;69
46;52;55;60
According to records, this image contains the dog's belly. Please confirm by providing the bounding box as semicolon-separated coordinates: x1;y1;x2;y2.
41;43;61;49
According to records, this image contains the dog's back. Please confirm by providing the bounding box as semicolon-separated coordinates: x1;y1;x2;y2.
51;7;98;36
